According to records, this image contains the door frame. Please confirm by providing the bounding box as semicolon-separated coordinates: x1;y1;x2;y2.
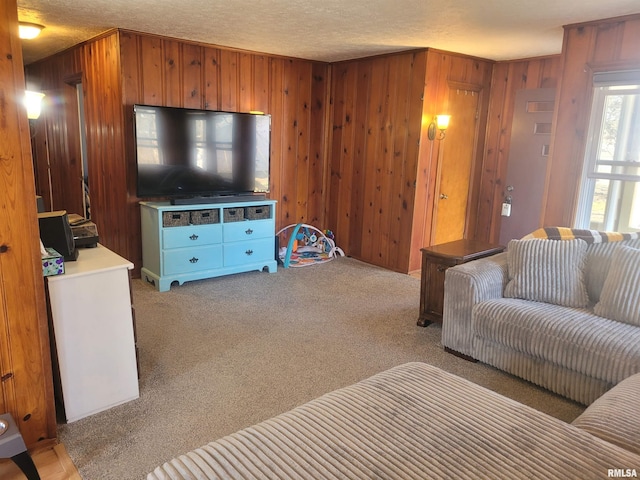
430;80;484;244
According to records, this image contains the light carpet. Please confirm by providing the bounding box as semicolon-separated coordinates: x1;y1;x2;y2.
58;257;584;480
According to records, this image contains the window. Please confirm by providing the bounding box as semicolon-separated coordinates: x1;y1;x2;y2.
576;71;640;232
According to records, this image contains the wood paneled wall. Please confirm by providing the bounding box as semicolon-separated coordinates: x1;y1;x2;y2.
26;32;129;262
475;55;561;243
82;34;131;259
119;31;329;270
328;49;493;273
542;14;640;227
31;83;84;215
27;30;330;274
327;51;427;272
0;0;56;448
29;50;83;214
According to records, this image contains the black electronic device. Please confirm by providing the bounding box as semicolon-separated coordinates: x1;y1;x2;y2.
68;214;99;248
133;104;271;201
37;210;78;261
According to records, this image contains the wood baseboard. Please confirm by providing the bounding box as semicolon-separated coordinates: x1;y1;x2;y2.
0;443;81;480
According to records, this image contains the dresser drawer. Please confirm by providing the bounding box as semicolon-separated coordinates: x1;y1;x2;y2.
163;245;223;275
223;220;273;243
223;238;273;267
163;224;222;249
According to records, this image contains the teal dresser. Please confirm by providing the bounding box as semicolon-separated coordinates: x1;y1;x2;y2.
140;200;277;291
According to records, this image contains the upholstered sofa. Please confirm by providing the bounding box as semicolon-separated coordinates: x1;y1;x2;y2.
148;362;640;479
442;229;640;405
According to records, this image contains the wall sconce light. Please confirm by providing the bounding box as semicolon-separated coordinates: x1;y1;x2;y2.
427;114;451;141
19;22;44;40
24;90;45;120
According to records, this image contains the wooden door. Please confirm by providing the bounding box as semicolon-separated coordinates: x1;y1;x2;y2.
431;85;481;245
499;88;555;245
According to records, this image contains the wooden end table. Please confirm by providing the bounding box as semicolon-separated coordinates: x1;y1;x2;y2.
417;239;505;327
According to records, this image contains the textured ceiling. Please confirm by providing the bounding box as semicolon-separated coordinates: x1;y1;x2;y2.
17;0;640;65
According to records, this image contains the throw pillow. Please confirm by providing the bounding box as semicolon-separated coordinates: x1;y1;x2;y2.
504;238;589;308
572;372;640;455
584;238;640;303
593;245;640;326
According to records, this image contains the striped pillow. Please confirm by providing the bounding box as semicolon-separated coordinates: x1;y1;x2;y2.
584;238;640;303
504;238;589;308
593;245;640;326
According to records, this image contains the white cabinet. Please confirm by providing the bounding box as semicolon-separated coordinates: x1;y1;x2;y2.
46;244;139;423
140;200;278;292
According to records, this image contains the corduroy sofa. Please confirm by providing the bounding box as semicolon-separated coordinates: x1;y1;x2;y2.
148;362;640;479
442;230;640;405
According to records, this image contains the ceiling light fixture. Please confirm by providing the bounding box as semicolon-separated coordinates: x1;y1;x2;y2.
19;22;44;40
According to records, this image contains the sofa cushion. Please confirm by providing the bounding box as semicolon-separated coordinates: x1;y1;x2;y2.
472;298;640;384
572;372;640;455
593;245;640;326
584;238;640;303
504;238;589;308
148;362;640;480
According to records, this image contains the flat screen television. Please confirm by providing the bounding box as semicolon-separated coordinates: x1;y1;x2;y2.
133;104;271;200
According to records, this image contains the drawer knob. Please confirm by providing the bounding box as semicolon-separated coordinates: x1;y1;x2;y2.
189;257;199;263
245;249;254;256
245;228;253;235
189;234;199;240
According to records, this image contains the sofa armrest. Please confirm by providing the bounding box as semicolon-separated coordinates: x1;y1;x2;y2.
572;372;640;455
441;252;508;357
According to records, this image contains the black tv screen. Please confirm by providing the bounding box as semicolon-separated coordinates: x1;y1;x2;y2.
134;105;271;198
